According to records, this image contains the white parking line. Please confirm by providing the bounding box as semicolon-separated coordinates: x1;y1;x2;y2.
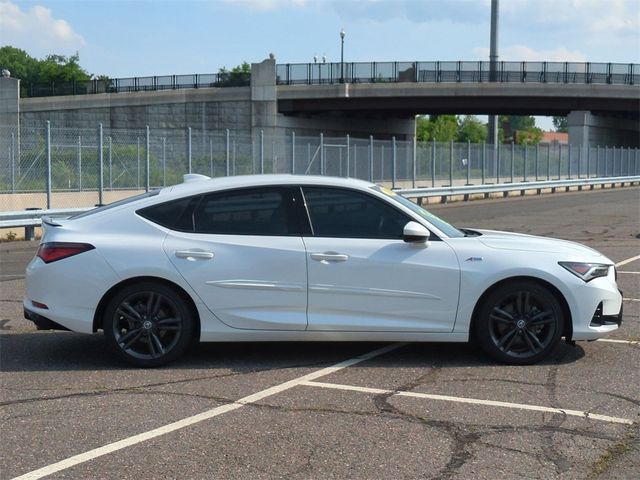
12;343;405;480
301;381;634;425
623;298;640;302
616;255;640;267
597;338;639;346
617;271;640;275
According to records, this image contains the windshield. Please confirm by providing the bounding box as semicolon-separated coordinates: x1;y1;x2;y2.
372;186;465;238
70;190;160;219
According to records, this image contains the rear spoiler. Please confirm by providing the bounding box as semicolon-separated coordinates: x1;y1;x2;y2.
42;216;64;227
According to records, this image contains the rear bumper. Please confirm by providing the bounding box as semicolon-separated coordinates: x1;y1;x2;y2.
24;306;70;331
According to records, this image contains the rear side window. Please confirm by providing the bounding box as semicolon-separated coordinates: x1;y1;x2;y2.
138;197;196;231
193;187;296;236
302;187;409;239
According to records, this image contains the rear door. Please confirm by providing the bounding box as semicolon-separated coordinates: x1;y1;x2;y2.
162;186;309;330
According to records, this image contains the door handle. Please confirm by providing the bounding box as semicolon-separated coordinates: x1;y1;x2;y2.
311;252;349;263
175;250;214;260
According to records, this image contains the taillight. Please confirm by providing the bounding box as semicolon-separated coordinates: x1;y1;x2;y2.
36;242;95;263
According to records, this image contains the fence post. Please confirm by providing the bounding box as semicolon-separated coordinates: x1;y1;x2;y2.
523;145;528;182
209;138;213;177
145;126;150;192
78;136;82;191
496;142;501;184
346;134;350;178
449;140;453;186
597;145;600;177
577;145;582;179
162;137;166;186
481;141;486;184
45;121;52;209
291;131;296;174
392;136;397;188
260;129;264;174
320;133;325;175
558;143;562;179
369;135;374;182
98;123;104;206
510;141;514;182
535;143;539;181
187;127;192;174
586;145;590;178
10;132;15;193
547;143;551;180
226;129;230;176
431;139;436;187
412;135;417;188
568;143;573;179
466;140;471;185
109;136;113;189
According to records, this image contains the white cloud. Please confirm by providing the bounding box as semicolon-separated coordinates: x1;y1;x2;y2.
0;1;85;54
473;45;588;62
223;0;307;11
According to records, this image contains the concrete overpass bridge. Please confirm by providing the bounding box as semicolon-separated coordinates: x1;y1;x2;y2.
274;60;639;147
2;59;638;147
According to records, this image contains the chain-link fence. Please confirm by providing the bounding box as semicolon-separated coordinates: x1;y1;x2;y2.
1;122;639;211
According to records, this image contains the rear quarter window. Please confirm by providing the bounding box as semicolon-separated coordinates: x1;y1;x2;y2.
137;197;197;231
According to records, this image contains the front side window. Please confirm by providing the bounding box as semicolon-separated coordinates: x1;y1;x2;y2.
302;187;409;239
193;187;295;236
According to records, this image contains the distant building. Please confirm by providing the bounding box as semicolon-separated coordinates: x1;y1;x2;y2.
540;131;568;144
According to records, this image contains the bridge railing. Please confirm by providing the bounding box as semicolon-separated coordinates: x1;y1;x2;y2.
276;61;639;86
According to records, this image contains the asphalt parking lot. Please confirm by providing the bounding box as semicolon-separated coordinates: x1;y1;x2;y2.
1;186;639;480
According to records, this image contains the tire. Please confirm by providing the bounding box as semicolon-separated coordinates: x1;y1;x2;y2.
103;282;194;367
475;281;565;365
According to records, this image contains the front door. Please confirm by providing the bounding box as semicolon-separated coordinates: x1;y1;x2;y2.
301;186;460;332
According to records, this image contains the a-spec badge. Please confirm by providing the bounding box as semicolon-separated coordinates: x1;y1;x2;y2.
465;257;484;262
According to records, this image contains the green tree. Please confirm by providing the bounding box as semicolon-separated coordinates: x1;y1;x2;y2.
218;62;251;86
552;116;568;133
416;115;459;142
0;46;91;96
457;115;487;143
500;115;543;144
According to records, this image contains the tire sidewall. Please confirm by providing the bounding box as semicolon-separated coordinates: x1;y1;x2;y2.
476;281;565;365
104;281;193;367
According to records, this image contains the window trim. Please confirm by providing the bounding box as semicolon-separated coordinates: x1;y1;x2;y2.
299;185;433;241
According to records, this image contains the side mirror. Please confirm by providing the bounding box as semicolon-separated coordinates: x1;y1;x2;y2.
403;221;430;244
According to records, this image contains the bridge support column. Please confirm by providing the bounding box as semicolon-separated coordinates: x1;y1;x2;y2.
568;110;640;148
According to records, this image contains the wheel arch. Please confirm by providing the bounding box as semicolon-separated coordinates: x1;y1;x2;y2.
92;276;201;342
469;275;573;342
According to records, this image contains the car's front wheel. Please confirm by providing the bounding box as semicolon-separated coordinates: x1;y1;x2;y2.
476;281;565;365
104;282;193;367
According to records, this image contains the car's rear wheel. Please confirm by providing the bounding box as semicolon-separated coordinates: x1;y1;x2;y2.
104;282;193;367
476;281;564;365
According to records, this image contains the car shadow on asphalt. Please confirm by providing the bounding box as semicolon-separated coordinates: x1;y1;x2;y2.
0;331;585;373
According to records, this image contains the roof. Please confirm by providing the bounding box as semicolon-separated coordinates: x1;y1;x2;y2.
160;174;376;198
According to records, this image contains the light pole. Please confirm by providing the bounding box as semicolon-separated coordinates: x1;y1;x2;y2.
340;28;345;83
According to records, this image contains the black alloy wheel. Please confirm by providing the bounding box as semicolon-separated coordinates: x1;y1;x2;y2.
476;281;564;365
104;282;194;367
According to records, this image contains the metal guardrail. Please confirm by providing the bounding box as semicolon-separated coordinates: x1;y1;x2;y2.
16;61;639;97
1;176;639;240
276;61;639;86
397;175;640;202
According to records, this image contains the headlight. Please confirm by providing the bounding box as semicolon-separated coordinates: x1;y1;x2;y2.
559;262;610;282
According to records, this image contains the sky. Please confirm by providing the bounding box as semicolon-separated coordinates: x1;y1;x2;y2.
1;0;639;129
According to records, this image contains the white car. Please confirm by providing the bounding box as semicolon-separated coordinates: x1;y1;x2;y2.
24;175;623;367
